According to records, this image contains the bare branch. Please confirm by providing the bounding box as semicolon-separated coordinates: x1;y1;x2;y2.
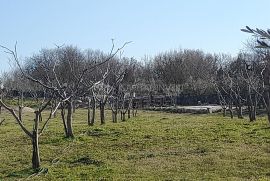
39;101;61;135
0;119;5;126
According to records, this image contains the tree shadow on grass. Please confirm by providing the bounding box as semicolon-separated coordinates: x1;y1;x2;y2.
249;126;270;133
6;167;49;180
71;156;104;166
6;167;36;179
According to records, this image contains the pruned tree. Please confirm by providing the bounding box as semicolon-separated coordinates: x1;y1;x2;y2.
0;84;60;169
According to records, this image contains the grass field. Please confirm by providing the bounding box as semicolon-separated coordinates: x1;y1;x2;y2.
0;109;269;180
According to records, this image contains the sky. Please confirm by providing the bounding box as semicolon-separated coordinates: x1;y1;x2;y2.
0;0;269;72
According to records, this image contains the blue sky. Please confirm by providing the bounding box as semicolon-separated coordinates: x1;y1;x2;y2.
0;0;269;72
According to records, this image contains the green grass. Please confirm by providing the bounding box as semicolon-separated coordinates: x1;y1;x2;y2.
0;109;269;180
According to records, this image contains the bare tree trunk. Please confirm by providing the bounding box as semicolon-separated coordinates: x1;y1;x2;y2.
66;101;74;138
127;108;131;119
133;109;137;117
112;111;115;122
266;91;270;125
235;95;243;119
31;132;40;170
252;96;257;122
229;102;233;119
229;109;233;119
254;95;258;121
87;98;91;126
60;101;74;138
19;106;23;122
237;105;243;119
61;104;68;136
112;111;117;123
18;92;24;122
32;112;40;170
174;96;177;107
127;98;133;119
113;109;118;123
132;101;138;117
132;108;135;117
149;94;153;107
110;98;118;123
39;114;43;122
90;97;96;126
0;119;5;126
100;102;105;125
267;109;270;126
73;101;76;113
222;108;226;117
247;86;256;122
0;102;5;126
252;105;257;121
247;105;252;122
121;112;126;121
111;102;117;123
52;100;58;118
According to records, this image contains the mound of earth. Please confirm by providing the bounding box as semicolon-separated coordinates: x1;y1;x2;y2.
146;105;223;114
14;106;35;113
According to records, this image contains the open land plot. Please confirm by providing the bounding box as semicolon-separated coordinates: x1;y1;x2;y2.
0;109;269;180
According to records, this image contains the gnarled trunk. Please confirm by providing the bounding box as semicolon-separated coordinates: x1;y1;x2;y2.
32;112;40;170
31;132;40;170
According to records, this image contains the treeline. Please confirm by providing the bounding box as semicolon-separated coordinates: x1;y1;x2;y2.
0;47;222;98
1;41;269;110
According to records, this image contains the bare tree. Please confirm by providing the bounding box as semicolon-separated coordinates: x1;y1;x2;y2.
0;40;131;137
241;26;270;125
0;85;59;169
92;68;125;124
